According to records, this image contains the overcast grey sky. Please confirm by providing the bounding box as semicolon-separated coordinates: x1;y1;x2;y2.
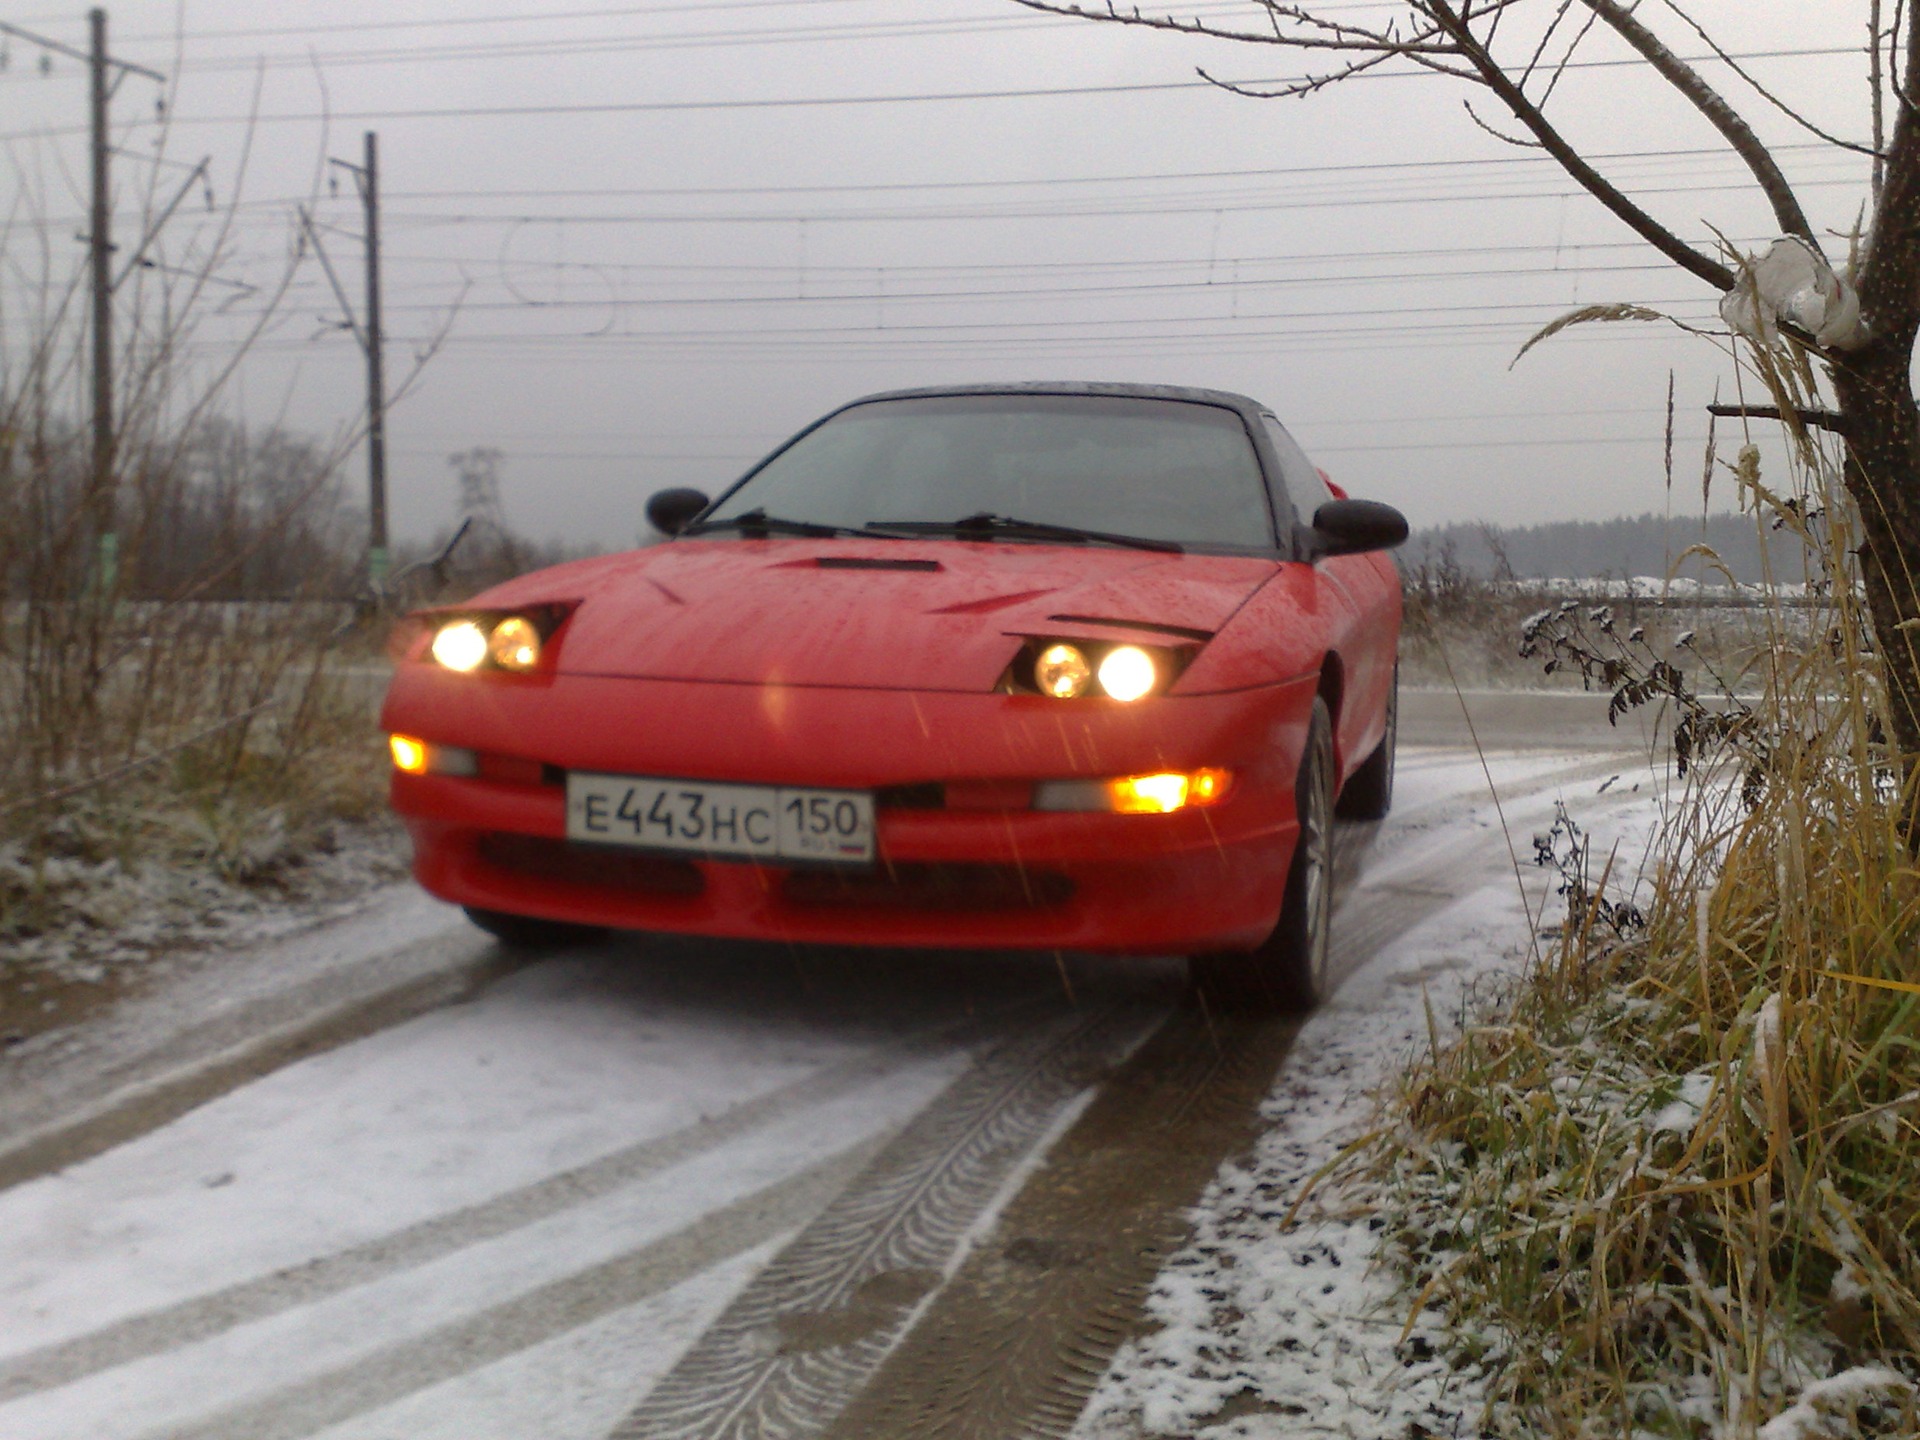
0;1;1875;547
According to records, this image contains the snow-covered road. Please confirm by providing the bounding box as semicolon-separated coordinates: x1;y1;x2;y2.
0;729;1663;1440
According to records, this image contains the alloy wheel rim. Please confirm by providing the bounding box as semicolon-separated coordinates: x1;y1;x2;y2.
1303;739;1333;991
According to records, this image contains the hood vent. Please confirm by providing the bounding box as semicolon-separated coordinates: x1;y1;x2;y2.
815;556;942;572
1049;612;1215;642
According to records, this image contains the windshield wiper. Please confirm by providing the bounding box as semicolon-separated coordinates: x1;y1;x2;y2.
864;512;1182;554
683;507;875;539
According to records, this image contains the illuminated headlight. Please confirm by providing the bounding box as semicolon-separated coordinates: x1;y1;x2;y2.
1096;646;1156;703
430;621;489;672
1035;643;1092;699
1034;768;1233;814
423;606;570;673
1022;637;1182;701
488;616;542;672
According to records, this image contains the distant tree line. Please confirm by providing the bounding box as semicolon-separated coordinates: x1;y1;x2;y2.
1406;512;1806;586
1;418;360;602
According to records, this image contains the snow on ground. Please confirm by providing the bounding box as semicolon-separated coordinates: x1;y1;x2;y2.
1;817;412;1062
0;948;976;1440
0;741;1678;1440
306;1239;787;1440
1071;749;1665;1440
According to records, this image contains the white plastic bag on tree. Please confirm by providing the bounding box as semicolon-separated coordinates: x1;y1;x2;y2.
1719;236;1865;350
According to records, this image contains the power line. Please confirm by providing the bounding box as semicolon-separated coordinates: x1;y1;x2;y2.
0;5;1266;75
223;303;1720;355
348;172;1864;226
355;141;1849;202
396;431;1695;463
1;45;1865;138
10;0;1340;45
248;259;1678;316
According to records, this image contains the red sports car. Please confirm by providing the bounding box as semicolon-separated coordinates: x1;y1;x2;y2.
382;384;1404;1008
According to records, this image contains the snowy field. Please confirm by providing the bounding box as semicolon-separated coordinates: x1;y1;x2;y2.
0;739;1662;1440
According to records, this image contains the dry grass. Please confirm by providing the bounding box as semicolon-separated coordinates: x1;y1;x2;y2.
1362;369;1920;1435
0;142;401;956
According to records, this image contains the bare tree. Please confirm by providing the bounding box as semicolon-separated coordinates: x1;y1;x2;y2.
1015;1;1920;763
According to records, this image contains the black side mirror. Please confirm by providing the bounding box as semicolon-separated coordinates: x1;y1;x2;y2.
646;487;710;537
1309;499;1407;558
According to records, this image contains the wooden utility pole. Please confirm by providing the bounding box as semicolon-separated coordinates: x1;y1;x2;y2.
1;11;163;591
88;7;113;588
363;132;388;592
319;131;389;593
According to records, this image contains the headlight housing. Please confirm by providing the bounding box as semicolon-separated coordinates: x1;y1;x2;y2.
1008;637;1190;701
408;603;576;674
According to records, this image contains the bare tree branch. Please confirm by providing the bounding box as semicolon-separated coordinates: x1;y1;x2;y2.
1008;2;1455;54
1462;98;1542;150
1424;3;1736;292
1578;0;1818;250
1655;0;1881;160
1875;0;1889;201
1017;0;1770;295
1859;0;1920;353
1517;0;1578;92
1707;403;1850;436
1537;4;1604;110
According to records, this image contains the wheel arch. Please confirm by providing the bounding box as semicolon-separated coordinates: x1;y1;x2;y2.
1315;652;1346;772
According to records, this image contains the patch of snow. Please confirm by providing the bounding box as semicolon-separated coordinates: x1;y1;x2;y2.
1756;1367;1913;1440
306;1239;785;1440
1073;778;1663;1438
0;956;926;1359
1648;1070;1715;1136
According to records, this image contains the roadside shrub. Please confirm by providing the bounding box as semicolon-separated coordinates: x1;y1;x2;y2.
1364;365;1920;1436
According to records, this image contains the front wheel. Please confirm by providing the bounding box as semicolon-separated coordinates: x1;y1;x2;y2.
463;906;606;951
1191;695;1336;1013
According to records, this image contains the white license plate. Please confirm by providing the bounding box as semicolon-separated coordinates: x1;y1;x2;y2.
565;772;875;865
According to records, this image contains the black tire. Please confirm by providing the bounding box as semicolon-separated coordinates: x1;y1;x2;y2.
462;906;606;951
1192;695;1336;1013
1337;663;1397;821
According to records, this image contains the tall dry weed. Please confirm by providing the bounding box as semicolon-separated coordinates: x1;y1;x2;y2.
1367;351;1920;1436
0;137;397;950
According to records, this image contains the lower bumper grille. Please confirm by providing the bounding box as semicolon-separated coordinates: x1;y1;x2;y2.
783;863;1072;912
477;833;706;897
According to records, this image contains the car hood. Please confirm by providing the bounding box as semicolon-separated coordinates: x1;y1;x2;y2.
492;539;1278;690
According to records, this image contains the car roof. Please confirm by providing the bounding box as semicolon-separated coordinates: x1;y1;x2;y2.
835;381;1273;425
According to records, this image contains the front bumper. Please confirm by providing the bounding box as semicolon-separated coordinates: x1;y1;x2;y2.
382;668;1319;953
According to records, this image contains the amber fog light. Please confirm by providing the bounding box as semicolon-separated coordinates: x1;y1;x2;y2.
388;734;478;777
1034;767;1232;814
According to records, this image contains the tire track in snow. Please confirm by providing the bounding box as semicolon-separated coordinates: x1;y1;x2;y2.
128;1137;886;1440
607;1000;1165;1440
808;768;1619;1439
0;1006;1040;1404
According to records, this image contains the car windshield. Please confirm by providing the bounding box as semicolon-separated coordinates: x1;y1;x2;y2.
704;394;1275;548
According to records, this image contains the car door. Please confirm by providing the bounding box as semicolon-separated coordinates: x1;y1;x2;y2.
1259;416;1396;778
